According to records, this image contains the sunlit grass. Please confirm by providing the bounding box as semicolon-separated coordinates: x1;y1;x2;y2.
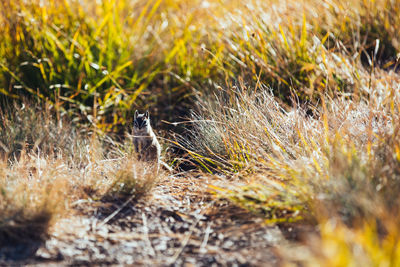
0;156;68;245
187;78;400;264
1;0;400;264
285;218;400;267
0;103;164;248
2;0;399;131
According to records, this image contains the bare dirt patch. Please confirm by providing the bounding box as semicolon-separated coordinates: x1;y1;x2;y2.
2;173;288;266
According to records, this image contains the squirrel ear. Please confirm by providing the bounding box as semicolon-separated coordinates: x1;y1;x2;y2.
145;110;149;119
134;110;138;119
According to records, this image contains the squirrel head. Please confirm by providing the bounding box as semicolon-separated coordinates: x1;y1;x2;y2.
133;110;151;134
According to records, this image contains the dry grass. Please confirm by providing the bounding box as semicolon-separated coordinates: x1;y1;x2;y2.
1;0;400;264
0;101;90;163
0;155;68;245
80;156;163;202
0;103;164;248
186;73;400;263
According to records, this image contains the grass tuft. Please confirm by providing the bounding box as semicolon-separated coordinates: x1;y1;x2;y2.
0;156;68;246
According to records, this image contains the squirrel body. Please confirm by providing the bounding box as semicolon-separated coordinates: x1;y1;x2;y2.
133;110;161;172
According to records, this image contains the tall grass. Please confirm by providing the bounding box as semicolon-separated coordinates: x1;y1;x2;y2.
187;75;400;263
0;0;213;131
0;101;89;161
2;0;399;131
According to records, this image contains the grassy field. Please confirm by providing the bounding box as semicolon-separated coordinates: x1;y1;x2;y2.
1;0;400;265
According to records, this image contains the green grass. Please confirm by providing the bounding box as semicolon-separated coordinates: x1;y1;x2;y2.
3;0;399;131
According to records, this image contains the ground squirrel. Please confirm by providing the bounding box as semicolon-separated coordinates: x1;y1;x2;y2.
133;110;161;172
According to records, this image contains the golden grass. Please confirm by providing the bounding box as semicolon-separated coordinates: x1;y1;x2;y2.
0;103;164;247
2;0;399;130
0;155;68;245
183;65;400;264
1;0;400;264
284;217;400;266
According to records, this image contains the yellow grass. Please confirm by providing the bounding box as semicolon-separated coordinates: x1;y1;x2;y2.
1;0;400;264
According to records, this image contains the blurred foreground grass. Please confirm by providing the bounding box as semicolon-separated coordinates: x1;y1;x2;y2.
1;0;400;265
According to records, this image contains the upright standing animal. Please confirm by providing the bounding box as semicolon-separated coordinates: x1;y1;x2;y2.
133;110;161;172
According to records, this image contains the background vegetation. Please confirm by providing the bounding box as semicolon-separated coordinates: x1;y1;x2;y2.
1;0;400;265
